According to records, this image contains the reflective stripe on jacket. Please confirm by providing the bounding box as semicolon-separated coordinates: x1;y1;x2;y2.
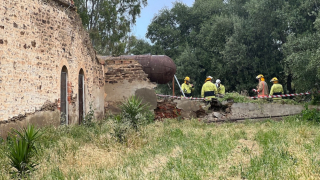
257;81;269;97
270;83;284;99
201;81;217;101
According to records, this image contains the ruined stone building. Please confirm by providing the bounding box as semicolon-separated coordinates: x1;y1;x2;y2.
0;0;104;136
0;0;176;137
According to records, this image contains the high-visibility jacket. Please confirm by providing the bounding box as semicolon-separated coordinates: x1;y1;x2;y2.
257;81;269;98
201;81;218;101
217;84;225;95
270;83;284;100
181;83;194;97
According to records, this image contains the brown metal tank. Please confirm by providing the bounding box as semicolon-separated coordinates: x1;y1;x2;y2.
117;55;176;84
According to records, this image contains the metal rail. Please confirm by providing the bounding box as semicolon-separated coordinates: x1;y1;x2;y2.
174;75;185;97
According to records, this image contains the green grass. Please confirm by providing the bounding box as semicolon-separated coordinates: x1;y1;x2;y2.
1;116;320;179
219;92;306;105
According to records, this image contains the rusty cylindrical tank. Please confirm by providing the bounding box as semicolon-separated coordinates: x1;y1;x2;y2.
117;55;177;84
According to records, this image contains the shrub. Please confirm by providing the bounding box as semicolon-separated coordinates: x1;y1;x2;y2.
111;114;130;143
82;102;95;126
218;92;255;103
301;105;320;122
120;96;152;131
4;125;43;177
110;96;155;143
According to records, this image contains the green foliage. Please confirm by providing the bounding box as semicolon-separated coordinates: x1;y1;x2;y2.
120;96;151;131
130;0;320;96
5;125;43;177
110;96;155;143
301;105;320;122
82;102;95;126
218;92;255;103
73;0;147;56
111;115;130;143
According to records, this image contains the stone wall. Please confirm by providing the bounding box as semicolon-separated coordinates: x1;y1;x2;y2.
101;58;157;113
0;0;104;134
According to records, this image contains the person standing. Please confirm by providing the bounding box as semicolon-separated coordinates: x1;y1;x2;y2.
201;76;218;101
215;79;225;96
181;76;194;97
256;74;269;98
269;77;284;100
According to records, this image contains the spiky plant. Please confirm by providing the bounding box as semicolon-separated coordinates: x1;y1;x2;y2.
5;125;43;177
119;96;149;131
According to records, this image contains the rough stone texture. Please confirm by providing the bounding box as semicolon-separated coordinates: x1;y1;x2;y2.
102;59;156;113
174;99;203;118
0;0;104;126
135;88;157;110
0;110;60;138
229;103;305;119
103;59;150;84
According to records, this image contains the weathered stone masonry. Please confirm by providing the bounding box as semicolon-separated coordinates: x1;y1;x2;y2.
0;0;104;135
98;57;157;113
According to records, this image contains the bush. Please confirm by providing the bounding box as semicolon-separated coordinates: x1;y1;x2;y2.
110;96;155;143
82;102;95;126
301;105;320;122
111;115;130;143
218;92;255;103
120;96;152;131
4;125;43;177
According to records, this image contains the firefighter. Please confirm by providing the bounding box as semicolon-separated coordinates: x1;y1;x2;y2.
269;77;284;100
201;76;218;101
256;74;269;98
181;76;194;97
216;79;225;95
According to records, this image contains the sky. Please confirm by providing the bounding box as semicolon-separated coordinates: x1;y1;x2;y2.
131;0;195;40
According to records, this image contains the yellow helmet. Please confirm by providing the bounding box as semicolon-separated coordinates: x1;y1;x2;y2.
256;74;264;79
270;77;278;82
184;76;190;81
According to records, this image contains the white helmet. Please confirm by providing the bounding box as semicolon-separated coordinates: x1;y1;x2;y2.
207;76;213;79
216;79;221;84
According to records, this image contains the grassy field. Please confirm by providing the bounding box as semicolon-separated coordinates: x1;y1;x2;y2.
1;116;320;179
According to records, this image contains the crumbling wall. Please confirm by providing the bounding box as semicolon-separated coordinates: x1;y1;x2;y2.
229;103;305;119
101;59;157;113
0;0;104;133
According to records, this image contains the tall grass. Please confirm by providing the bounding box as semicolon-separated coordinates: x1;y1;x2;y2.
1;113;320;179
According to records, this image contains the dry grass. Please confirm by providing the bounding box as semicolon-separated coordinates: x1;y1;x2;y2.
1;116;320;179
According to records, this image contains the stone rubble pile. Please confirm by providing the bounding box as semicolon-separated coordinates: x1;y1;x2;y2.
154;99;182;120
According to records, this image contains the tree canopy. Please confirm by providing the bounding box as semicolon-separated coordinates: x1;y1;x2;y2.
130;0;320;96
74;0;147;56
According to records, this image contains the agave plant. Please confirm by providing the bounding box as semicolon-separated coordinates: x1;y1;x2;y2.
5;125;43;177
119;96;149;131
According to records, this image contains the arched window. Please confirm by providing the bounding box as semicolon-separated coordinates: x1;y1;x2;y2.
79;69;85;124
61;66;68;124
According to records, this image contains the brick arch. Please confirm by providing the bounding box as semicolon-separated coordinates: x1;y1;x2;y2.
57;59;70;89
76;64;87;80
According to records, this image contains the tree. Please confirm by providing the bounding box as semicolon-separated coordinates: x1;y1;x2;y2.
146;2;192;60
283;11;320;92
74;0;147;56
